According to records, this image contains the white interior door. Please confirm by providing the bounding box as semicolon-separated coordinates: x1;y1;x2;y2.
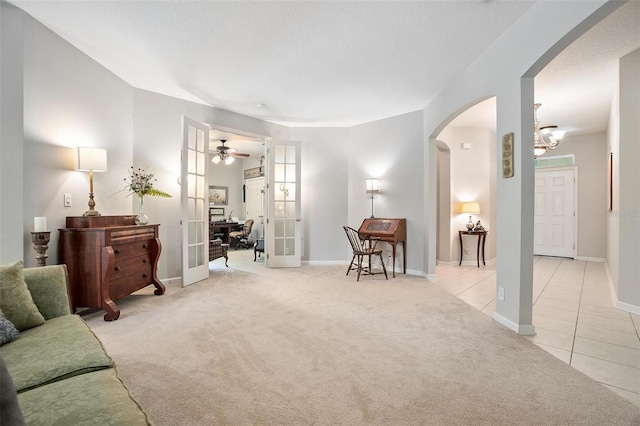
266;140;301;268
534;167;576;258
181;117;209;286
245;177;264;239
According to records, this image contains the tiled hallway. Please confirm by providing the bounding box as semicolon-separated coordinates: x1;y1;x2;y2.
433;257;640;409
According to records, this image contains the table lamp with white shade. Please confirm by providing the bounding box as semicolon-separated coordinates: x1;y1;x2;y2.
460;202;480;231
74;147;107;217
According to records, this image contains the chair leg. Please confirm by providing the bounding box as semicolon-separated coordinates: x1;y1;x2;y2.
346;255;356;276
378;253;388;279
356;254;363;281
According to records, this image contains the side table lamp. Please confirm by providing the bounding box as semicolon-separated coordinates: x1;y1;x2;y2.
460;202;480;231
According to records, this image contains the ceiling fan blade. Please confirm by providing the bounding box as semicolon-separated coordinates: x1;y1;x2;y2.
231;152;250;158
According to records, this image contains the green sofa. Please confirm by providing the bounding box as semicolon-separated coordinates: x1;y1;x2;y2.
0;262;150;425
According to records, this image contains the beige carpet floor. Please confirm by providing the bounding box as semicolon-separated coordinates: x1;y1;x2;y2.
84;252;640;425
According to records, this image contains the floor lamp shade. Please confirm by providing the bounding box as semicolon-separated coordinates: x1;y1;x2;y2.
74;147;107;217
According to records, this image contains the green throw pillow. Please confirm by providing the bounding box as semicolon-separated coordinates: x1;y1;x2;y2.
0;262;45;331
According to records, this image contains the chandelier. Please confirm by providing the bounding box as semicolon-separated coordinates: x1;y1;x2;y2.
534;103;565;158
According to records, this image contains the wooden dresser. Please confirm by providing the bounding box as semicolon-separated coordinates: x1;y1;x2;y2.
59;215;165;321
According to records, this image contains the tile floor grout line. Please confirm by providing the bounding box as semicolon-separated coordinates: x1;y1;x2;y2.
532;257;562;306
569;259;588;366
630;311;640;342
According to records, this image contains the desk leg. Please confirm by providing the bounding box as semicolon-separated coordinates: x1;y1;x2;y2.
481;234;486;266
402;242;406;275
476;235;481;267
459;233;463;266
391;244;397;278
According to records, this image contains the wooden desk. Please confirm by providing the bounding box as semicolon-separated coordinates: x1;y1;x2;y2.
358;218;406;278
458;230;487;267
210;221;240;244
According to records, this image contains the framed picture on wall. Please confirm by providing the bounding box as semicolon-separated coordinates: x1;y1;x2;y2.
210;207;224;216
209;186;228;205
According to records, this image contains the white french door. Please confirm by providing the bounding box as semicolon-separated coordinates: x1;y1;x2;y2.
181;117;210;286
266;140;301;268
534;167;576;258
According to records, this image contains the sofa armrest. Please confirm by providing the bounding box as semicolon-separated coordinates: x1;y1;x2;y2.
23;265;72;320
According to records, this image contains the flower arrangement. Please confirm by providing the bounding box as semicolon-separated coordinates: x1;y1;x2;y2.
124;166;171;198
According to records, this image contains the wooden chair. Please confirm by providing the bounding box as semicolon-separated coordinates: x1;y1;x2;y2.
343;226;388;281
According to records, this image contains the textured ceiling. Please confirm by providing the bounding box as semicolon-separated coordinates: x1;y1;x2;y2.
10;0;534;128
9;0;640;138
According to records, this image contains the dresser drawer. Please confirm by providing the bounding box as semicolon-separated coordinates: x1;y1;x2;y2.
112;240;153;260
109;267;154;301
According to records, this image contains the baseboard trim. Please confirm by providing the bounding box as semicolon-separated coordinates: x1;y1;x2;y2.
576;256;604;262
604;261;640;315
162;276;182;286
493;312;536;335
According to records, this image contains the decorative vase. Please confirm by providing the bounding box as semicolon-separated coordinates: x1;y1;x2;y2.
135;196;149;225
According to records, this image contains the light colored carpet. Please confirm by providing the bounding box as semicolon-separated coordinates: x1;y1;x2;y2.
84;251;640;425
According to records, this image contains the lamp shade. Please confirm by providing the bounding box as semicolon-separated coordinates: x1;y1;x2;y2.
366;178;379;193
74;147;107;172
460;202;480;214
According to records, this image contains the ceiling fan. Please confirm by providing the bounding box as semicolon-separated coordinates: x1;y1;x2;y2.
211;140;249;165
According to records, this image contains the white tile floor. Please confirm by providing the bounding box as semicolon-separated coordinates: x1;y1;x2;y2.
433;256;640;409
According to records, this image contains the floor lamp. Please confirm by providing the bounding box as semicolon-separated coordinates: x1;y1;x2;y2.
366;178;379;218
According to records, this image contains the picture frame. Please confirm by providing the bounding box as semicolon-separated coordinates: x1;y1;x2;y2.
209;186;228;205
210;207;224;216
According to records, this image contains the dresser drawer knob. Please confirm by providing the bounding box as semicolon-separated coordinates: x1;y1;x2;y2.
142;244;148;248
114;266;121;271
142;259;147;263
114;249;120;254
142;274;148;278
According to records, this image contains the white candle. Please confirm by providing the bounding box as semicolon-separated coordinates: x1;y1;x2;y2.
34;217;47;232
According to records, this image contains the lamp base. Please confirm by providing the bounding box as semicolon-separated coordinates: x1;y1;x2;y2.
83;209;101;217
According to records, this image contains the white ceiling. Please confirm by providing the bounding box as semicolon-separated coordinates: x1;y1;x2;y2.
452;1;640;135
9;0;640;143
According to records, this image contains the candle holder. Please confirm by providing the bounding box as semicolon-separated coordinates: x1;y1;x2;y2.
31;231;51;267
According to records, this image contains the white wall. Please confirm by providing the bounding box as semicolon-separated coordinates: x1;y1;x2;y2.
436;126;497;264
0;2;24;264
21;12;134;268
348;111;424;273
290;127;349;262
613;48;640;309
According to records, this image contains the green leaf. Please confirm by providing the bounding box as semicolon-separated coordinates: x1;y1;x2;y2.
145;188;172;198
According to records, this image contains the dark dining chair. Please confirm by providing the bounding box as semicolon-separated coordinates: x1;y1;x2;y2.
343;226;388;281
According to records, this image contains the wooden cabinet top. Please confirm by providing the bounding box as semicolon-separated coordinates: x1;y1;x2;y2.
64;215;137;229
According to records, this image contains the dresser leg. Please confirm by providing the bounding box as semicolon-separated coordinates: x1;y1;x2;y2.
152;281;166;295
103;300;120;321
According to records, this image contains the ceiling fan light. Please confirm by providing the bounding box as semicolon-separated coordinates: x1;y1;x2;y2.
225;156;235;165
534;146;547;157
551;130;566;140
212;155;221;164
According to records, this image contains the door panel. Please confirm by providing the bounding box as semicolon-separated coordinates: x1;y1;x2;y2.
181;117;209;286
534;168;575;258
266;140;301;268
